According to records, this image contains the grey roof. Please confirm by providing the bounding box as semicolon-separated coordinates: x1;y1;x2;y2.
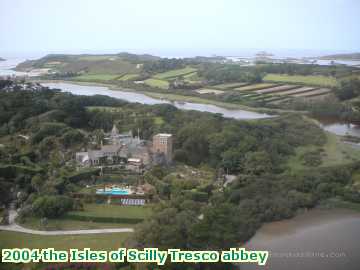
101;144;122;153
88;150;104;160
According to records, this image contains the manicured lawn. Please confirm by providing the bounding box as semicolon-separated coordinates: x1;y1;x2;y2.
153;67;197;80
68;204;152;219
144;78;170;89
264;73;338;87
287;132;360;171
19;217;134;231
73;73;120;81
118;73;140;81
0;231;130;250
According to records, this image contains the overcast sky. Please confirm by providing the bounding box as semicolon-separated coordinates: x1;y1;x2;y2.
0;0;359;57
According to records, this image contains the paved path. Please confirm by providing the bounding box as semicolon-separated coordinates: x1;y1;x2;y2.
0;210;134;235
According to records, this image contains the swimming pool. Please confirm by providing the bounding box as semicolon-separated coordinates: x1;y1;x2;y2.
96;187;130;195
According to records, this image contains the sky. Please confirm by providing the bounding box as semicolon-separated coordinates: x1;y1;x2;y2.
0;0;359;57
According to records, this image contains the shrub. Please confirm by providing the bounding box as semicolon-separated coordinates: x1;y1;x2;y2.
32;195;74;218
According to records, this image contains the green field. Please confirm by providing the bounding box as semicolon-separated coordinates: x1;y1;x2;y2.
154;116;165;125
153;67;197;80
264;73;338;87
0;231;130;250
117;73;141;81
144;78;170;89
287;132;360;171
234;83;277;91
183;72;202;84
19;217;133;230
213;82;249;90
68;204;152;219
78;55;119;61
143;91;282;113
73;73;120;81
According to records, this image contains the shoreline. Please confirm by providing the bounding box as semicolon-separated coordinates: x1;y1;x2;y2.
34;79;299;115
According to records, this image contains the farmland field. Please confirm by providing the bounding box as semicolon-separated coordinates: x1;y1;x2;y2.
256;84;299;94
117;73;140;81
213;82;249;90
264;73;338;87
153;67;197;80
196;89;225;95
73;73;120;81
292;88;331;97
276;86;317;96
78;55;119;61
144;78;170;89
234;83;277;91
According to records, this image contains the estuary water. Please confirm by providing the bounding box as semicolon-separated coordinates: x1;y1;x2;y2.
242;209;360;270
1;58;360;269
40;82;271;120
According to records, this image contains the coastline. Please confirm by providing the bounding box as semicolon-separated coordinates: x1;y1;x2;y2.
34;79;299;115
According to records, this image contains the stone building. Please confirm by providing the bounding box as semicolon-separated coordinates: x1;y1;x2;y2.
152;133;173;162
76;125;173;169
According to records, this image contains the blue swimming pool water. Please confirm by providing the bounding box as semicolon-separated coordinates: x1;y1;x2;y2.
96;188;130;195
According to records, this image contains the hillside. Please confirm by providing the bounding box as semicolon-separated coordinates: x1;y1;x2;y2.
15;52;160;75
0;57;5;61
319;52;360;61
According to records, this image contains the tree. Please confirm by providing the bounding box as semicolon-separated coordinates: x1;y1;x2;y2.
32;195;74;218
31;174;45;193
243;151;272;175
60;130;85;147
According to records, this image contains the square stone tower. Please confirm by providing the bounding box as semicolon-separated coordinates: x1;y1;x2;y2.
152;133;173;162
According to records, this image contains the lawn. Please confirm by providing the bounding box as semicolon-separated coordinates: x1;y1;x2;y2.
19;217;134;231
68;204;152;219
73;73;120;81
0;231;130;250
287;132;360;171
153;67;197;80
264;74;338;87
144;78;170;89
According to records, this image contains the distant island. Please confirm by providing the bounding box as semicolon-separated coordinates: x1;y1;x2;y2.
15;52;162;76
0;57;5;61
319;52;360;61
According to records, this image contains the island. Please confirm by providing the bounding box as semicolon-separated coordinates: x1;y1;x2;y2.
319;52;360;61
0;57;5;61
14;52;360;120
